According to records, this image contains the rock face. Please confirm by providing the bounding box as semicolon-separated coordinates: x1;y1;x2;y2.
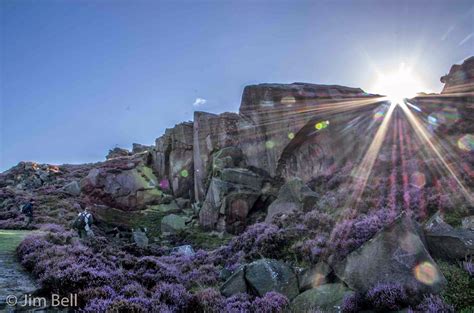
441;56;474;94
152;122;194;199
77;83;381;223
334;215;446;295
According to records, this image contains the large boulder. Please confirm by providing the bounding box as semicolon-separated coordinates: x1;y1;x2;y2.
220;266;248;297
423;212;474;261
245;259;299;300
81;154;164;211
333;215;446;295
265;178;318;223
425;227;474;261
291;284;353;313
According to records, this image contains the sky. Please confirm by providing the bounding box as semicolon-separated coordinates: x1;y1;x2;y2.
1;0;473;171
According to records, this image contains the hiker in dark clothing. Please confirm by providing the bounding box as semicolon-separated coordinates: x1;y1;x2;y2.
21;200;34;227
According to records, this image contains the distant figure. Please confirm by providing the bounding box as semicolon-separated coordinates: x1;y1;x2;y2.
74;208;94;238
20;199;34;227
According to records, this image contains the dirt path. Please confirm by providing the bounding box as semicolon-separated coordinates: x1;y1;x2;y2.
0;230;38;310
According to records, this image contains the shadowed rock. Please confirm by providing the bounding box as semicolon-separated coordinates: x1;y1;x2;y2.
334;214;446;295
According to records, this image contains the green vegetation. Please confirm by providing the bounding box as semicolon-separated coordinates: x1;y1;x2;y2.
180;227;232;250
0;229;34;252
438;260;474;311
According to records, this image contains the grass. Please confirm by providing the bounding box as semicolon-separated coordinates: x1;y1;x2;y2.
0;229;35;252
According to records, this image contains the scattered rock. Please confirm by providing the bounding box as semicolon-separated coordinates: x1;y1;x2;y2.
161;214;187;233
333;214;446;295
291;283;353;313
245;259;299;300
172;245;195;256
461;216;474;231
132;229;149;248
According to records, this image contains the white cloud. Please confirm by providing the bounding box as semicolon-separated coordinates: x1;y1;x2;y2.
193;97;207;107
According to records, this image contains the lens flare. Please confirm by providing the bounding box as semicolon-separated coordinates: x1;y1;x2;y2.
265;140;275;149
315;121;330;130
413;261;440;285
457;134;474;152
410;172;426;189
159;179;170;189
288;132;295;140
180;169;189;178
371;63;425;104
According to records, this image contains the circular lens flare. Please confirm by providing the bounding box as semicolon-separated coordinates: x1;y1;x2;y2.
413;261;439;285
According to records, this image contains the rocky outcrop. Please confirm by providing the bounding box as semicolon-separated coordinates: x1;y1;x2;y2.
441;56;474;94
106;147;131;160
333;215;446;295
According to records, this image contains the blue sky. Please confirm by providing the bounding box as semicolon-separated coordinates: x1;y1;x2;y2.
1;0;473;171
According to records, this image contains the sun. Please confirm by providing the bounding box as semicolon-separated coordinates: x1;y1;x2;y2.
372;63;425;104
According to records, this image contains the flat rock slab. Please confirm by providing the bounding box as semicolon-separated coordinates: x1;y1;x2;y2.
0;230;38;309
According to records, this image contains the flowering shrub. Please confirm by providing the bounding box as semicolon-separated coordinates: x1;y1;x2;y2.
408;295;454;313
365;283;409;311
251;292;289;313
15;225;221;310
341;292;363;313
189;288;225;313
328;209;397;260
152;283;191;311
224;293;252;313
